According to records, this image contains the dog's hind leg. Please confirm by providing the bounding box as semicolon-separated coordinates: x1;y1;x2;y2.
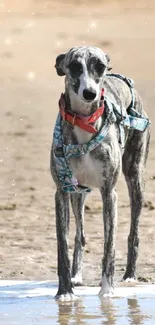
55;188;74;299
70;192;87;286
122;128;150;281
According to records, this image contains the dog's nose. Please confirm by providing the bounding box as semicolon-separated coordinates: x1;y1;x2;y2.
83;89;96;101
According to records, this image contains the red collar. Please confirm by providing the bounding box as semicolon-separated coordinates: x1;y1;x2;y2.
59;89;105;133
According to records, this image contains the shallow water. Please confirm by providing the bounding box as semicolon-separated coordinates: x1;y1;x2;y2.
0;281;155;325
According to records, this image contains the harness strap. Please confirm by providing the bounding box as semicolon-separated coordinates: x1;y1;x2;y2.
53;113;91;193
53;108;115;192
107;73;135;109
63;113;114;159
53;73;150;193
106;74;150;147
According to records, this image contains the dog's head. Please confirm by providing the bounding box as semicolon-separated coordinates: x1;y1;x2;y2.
55;46;111;113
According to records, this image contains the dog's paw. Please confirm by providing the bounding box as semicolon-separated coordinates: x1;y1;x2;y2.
122;277;137;283
98;286;114;298
98;274;114;297
71;274;83;286
122;270;136;282
55;293;78;301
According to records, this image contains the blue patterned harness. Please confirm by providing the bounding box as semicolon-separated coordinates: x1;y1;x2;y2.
53;74;150;193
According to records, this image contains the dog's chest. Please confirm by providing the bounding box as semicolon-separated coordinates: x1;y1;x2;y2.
70;153;103;188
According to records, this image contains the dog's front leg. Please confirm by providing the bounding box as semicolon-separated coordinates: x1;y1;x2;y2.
99;187;117;297
70;192;87;286
55;188;73;299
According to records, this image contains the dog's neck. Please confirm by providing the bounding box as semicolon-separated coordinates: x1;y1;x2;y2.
64;88;103;145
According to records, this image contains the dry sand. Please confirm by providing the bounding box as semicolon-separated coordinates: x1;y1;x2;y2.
0;0;155;285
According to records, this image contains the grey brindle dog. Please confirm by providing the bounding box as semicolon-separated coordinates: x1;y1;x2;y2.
50;46;150;299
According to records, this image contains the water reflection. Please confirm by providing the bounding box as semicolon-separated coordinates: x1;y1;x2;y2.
100;298;117;324
57;300;86;325
127;298;149;325
56;295;152;325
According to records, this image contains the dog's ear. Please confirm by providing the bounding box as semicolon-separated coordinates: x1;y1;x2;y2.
55;53;66;76
106;53;112;71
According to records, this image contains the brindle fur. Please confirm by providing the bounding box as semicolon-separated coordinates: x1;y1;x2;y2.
50;46;150;299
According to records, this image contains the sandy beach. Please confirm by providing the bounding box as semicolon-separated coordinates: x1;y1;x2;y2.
0;0;155;286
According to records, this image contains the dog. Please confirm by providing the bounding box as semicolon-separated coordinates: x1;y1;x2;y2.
50;46;150;300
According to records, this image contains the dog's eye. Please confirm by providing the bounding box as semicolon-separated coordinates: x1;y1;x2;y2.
95;61;105;75
68;61;83;75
